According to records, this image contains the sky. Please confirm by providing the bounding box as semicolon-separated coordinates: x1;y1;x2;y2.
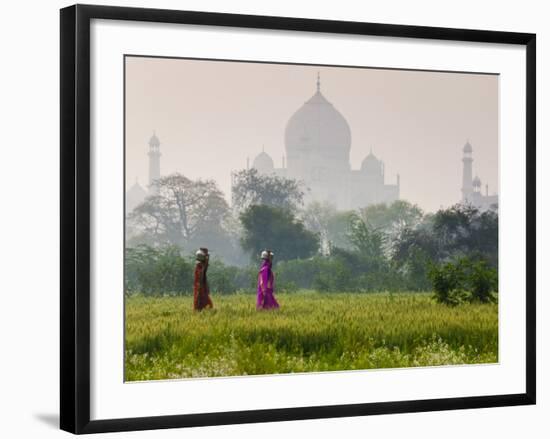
125;56;498;213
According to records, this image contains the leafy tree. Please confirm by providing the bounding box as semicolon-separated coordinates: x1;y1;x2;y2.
428;256;498;305
432;204;498;265
466;258;498;303
326;211;356;251
127;173;233;258
347;213;385;262
391;217;438;290
239;205;319;262
392;204;498;290
320;214;400;291
360;200;424;237
427;258;468;306
301;201;357;254
360;200;424;256
300;201;337;254
231;168;306;212
432;203;477;257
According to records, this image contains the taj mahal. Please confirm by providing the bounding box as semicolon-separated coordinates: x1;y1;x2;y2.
126;74;497;214
247;74;400;210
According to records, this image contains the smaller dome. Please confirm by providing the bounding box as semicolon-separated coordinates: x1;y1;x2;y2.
149;132;160;147
126;180;147;212
129;181;146;197
252;151;274;174
463;141;472;153
473;176;482;187
361;151;382;175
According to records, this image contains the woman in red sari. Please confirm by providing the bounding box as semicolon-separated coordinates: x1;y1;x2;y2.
193;247;213;311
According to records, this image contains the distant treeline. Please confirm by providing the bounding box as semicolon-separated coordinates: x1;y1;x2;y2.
125;204;498;296
125;170;498;297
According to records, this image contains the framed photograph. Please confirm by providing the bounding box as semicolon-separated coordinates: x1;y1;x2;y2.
60;4;536;434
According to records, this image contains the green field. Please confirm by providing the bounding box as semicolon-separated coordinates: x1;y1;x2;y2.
125;291;498;381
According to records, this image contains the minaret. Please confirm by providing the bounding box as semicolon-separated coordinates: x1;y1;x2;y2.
316;71;321;92
148;131;161;194
461;140;474;202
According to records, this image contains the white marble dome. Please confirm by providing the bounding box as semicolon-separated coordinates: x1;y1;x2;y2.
126;180;147;212
361;152;382;175
252;151;274;174
285;82;351;162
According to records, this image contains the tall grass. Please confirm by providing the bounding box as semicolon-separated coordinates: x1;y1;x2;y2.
125;291;498;381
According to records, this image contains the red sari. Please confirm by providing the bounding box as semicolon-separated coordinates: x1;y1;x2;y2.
193;261;213;311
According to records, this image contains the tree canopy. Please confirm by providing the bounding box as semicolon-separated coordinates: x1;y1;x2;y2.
127;173;235;260
231;168;306;212
239;205;319;262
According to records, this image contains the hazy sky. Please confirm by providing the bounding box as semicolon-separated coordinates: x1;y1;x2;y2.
125;56;498;213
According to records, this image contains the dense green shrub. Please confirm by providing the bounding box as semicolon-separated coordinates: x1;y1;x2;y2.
312;258;354;292
125;245;193;296
276;257;325;289
427;259;468;306
205;259;238;294
126;245;260;296
468;259;498;303
428;257;497;305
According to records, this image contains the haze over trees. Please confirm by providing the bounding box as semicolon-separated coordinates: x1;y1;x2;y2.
231;168;306;212
126;170;498;299
127;173;237;263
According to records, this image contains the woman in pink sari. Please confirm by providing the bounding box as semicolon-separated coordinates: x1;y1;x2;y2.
256;250;279;310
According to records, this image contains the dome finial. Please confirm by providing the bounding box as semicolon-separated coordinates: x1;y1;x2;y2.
149;130;160;148
316;71;321;92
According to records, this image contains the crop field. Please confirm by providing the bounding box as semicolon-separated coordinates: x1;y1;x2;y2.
125;291;498;381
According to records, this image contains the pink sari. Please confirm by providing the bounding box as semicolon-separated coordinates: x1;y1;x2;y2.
256;260;279;310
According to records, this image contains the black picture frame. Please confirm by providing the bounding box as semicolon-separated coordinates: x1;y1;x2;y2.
60;4;536;434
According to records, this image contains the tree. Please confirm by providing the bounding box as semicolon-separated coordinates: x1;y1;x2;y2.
231;168;306;212
300;202;357;254
126;194;170;246
432;203;498;265
300;201;337;255
347;213;385;261
360;200;424;254
326;211;356;251
239;205;319;262
391;219;438;290
428;256;497;305
128;173;231;251
391;204;498;290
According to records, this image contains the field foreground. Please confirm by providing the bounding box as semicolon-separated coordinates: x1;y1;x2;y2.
125;291;498;381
